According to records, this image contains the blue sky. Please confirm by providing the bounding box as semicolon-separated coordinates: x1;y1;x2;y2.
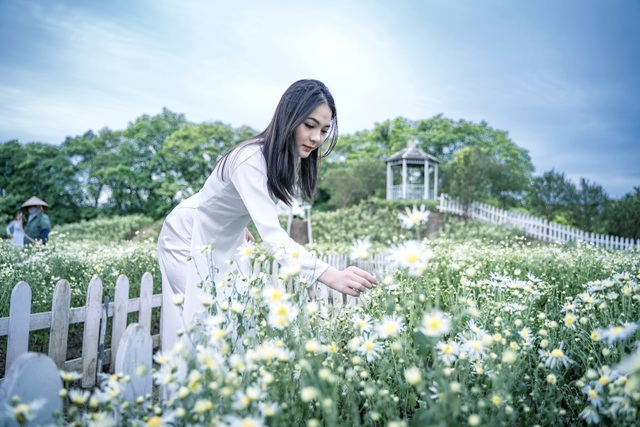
1;0;638;198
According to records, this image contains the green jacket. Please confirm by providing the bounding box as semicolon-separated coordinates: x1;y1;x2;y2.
24;212;52;245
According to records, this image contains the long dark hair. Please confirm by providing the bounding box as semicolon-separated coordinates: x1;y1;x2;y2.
215;79;338;205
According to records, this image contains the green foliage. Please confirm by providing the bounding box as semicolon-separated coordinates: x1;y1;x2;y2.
317;158;386;209
309;198;438;253
0;238;160;318
569;178;610;233
437;216;531;244
0;140;83;225
526;169;577;222
52;215;158;242
42;223;640;426
606;187;640;239
3;108;636;238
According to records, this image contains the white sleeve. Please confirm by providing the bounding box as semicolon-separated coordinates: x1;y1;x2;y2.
6;222;13;235
229;153;329;282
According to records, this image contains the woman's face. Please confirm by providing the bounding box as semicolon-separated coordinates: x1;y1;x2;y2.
294;103;332;159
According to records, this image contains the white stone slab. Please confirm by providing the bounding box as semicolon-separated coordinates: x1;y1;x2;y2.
0;352;62;426
114;323;152;400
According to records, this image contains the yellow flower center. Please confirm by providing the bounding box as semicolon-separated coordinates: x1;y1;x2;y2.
427;318;442;330
147;416;164;427
410;213;423;223
383;323;398;335
551;349;564;358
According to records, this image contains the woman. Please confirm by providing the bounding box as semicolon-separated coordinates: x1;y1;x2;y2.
5;212;26;247
158;79;378;352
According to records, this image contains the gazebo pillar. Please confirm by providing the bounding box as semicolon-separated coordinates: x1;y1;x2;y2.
423;161;429;199
401;159;408;199
433;163;439;199
386;162;393;200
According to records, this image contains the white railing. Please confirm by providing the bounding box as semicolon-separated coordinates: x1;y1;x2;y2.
391;184;433;200
439;193;639;250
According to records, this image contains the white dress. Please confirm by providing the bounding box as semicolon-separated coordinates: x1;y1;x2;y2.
6;220;25;247
158;143;329;352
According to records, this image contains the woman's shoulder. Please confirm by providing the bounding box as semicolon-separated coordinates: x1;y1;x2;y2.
231;141;265;168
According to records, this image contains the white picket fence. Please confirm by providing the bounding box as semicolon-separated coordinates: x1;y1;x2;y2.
0;255;390;389
439;194;639;250
0;273;160;390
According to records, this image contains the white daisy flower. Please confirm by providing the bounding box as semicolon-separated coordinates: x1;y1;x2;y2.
398;205;430;229
224;415;265;427
420;310;452;338
389;239;434;276
268;301;298;330
596;322;638;346
350;238;372;261
237;240;255;261
541;343;574;370
578;405;600;425
614;347;640;375
375;315;405;339
581;385;603;408
436;340;460;364
352;313;374;333
359;336;383;362
262;284;288;305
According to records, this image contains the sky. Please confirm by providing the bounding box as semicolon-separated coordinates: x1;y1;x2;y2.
1;0;639;198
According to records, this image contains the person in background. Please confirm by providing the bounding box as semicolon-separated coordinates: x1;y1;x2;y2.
21;196;52;246
5;211;26;247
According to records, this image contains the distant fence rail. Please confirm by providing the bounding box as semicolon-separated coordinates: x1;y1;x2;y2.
439;193;639;250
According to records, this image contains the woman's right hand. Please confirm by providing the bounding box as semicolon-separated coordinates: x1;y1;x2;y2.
319;266;379;297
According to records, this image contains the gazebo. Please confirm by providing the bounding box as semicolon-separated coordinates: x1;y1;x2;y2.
385;140;439;200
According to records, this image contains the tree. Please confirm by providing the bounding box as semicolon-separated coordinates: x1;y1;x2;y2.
330;117;415;162
98;108;187;218
570;178;609;233
525;169;577;222
441;146;496;214
0;140;29;221
159;122;254;205
318;158;386;209
605;187;640;239
62;128;123;215
0;140;82;224
331;115;534;208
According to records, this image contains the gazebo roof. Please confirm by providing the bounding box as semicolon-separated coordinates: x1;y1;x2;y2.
385;140;439;163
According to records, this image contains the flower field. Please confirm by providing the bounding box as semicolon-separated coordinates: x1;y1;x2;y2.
2;206;640;426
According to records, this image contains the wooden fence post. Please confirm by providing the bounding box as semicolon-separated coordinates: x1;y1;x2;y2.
110;275;130;372
82;277;103;389
139;273;153;332
48;280;71;368
6;282;31;371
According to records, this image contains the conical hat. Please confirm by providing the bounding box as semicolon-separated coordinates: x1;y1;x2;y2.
21;196;50;208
